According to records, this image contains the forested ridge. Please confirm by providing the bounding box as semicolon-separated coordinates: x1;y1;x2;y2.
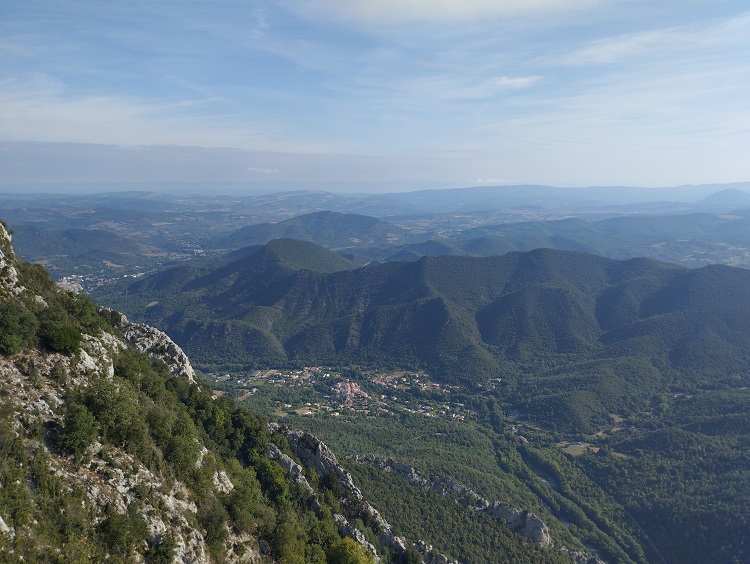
99;239;750;432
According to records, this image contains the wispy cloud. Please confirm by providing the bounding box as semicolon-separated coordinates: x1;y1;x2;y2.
564;11;750;64
246;166;280;174
0;75;316;152
288;0;600;25
344;73;543;104
2;0;749;187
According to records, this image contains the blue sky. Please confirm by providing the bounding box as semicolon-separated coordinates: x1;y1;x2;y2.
1;0;749;190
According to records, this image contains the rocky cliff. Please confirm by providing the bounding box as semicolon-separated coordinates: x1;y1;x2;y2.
352;455;552;547
0;221;260;562
351;456;605;564
269;424;461;564
0;322;257;562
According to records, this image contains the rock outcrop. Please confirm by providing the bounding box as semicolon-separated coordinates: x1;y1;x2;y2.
0;350;228;562
352;455;552;548
0;223;22;296
117;313;197;383
268;425;460;562
267;443;315;496
0;222;259;561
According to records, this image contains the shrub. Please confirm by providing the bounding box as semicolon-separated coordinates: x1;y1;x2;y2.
59;403;98;457
0;300;38;354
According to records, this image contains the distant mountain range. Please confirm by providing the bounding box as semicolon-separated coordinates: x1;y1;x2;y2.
197;207;750;266
98;239;750;431
375;211;750;268
207;209;750;270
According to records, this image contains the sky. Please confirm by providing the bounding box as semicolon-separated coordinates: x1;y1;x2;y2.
1;0;749;191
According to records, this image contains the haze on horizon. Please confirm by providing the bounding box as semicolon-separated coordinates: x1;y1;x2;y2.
2;0;749;192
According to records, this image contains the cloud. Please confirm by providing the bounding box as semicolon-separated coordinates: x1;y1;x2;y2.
246;166;279;174
564;11;750;64
288;0;598;25
0;75;317;152
486;76;542;91
401;74;543;101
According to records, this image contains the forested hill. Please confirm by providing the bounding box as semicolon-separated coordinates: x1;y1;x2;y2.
212;210;412;250
100;240;750;422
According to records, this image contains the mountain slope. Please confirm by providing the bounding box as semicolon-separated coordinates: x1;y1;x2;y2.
99;242;750;434
9;224;167;278
0;222;413;563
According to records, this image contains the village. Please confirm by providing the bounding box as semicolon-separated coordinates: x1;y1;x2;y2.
206;366;474;423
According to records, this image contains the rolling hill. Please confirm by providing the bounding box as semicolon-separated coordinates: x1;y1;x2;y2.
212;210;414;251
368;212;750;269
9;223;169;279
98;240;750;432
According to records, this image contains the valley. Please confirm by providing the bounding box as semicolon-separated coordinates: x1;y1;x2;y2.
202;358;750;563
4;184;750;563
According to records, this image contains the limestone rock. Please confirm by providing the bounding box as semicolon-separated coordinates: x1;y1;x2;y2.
0;223;23;296
279;427;364;501
485;503;551;547
272;426;412;559
267;443;314;496
333;513;378;556
352;455;553;548
117;313;196;383
0;513;12;536
213;470;235;494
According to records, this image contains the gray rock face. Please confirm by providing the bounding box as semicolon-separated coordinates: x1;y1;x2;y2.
414;541;458;564
0;513;12;536
0;223;23;296
270;425;414;558
485;503;551;547
117;313;197;383
333;513;379;556
267;443;315;496
352;455;553;548
281;428;364;500
0;352;217;562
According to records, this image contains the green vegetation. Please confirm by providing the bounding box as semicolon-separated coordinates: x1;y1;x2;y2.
0;232;382;563
582;389;750;563
0;260;113;356
328;537;376;564
272;407;646;563
100;244;750;435
231;360;749;563
58;402;98;457
0;343;370;562
9;206;750;563
347;463;568;563
0;300;38;354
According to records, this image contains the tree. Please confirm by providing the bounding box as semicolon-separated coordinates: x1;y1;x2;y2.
328;538;376;564
147;532;176;564
0;300;38;354
272;517;306;564
59;403;98;457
